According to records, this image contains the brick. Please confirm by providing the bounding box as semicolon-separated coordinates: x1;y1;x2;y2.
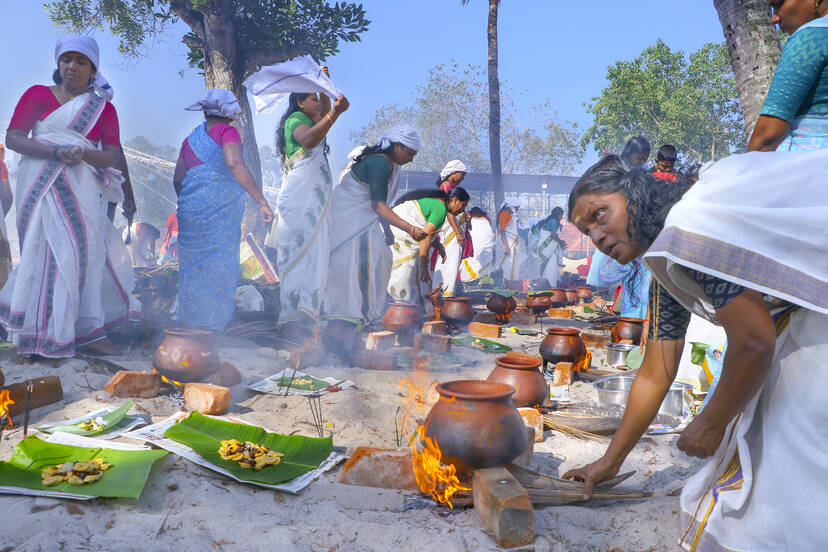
472;467;534;548
203;361;241;387
421;321;448;335
365;331;397;351
2;376;64;416
581;332;608;349
552;362;574;387
103;371;160;399
289;342;328;370
184;382;232;415
353;350;397;371
547;307;573;319
509;311;537;326
338;447;418;490
512;426;536;467
473;312;500;324
518;408;544;443
413;333;451;353
469;322;502;338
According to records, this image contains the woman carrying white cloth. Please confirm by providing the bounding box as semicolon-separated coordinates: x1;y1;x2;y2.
459;207;495;283
274;89;348;331
1;36;139;358
326;128;426;331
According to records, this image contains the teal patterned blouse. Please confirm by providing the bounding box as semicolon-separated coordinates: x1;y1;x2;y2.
761;26;828;122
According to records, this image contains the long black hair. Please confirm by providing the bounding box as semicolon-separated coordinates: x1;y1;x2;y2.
275;92;328;170
532;206;565;233
393;186;470;208
621;136;651;165
567;154;691;306
353;142;394;165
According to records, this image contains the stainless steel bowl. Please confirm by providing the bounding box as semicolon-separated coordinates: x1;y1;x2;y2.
604;342;637;369
593;375;693;418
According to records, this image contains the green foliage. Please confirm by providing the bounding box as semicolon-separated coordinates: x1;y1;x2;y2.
351;63;584;175
583;40;745;162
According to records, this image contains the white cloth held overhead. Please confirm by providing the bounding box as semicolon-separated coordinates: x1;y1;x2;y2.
185;89;242;119
380;126;421;152
440;159;468;180
244;55;342;114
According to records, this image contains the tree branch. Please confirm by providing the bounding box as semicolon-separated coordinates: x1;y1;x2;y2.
170;0;205;38
182;34;204;50
242;45;313;75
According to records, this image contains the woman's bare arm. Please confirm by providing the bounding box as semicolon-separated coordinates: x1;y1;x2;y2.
747;115;791;152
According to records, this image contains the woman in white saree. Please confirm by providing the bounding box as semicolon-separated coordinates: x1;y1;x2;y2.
274;91;348;331
1;36;139;358
432;160;468;297
531;207;566;288
459;207;495;283
495;198;523;282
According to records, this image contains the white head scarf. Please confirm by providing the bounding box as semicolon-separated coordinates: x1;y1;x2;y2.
54;35;113;100
379;126;421;151
499;197;522;212
440;159;468;180
186;89;242;119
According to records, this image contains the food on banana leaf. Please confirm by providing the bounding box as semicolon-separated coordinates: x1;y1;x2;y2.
41;458;112;486
78;417;107;432
218;439;284;470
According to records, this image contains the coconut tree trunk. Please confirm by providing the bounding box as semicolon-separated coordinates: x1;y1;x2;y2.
714;0;781;136
487;0;505;210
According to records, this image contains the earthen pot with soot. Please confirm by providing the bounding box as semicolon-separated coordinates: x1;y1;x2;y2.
576;285;593;302
612;317;645;345
525;293;553;314
564;289;579;306
539;327;588;372
441;297;475;329
486;293;516;315
547;289;568;308
487;354;548;408
382;302;422;334
422;380;530;474
153;328;220;382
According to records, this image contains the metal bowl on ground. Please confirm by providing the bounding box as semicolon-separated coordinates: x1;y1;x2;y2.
593;375;693;418
605;342;637;369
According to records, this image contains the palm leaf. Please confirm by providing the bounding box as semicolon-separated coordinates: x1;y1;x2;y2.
0;435;167;498
163;412;332;485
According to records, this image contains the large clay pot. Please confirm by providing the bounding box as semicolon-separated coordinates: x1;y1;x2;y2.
576;285;593;302
486;293;516;315
382;302;422;334
564;290;579;306
612;317;645;345
539;327;588;372
525;294;553;314
153;329;220;382
547;289;568;308
441;297;475;329
487;355;548;408
422;380;529;474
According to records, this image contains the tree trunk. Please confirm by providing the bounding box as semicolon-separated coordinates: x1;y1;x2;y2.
200;1;265;239
714;0;781;137
487;0;505;211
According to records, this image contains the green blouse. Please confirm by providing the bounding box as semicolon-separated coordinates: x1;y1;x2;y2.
351;154;393;202
284;111;314;159
416;197;447;227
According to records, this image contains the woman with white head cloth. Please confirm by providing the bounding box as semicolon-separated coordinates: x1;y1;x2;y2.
432;159;468;296
495;197;523;282
173;89;274;330
2;35;139;357
274;80;349;335
324;127;426;355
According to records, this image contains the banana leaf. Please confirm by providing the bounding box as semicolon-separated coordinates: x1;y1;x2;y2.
269;374;329;391
163;412;332;485
38;400;135;436
451;335;512;354
0;435;167;498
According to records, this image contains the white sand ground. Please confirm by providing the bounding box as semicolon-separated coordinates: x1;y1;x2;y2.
0;324;702;552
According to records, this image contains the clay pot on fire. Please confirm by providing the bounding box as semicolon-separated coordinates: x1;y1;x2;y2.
547;289;568;308
564;290;579;306
525;294;553;314
441;297;475;329
612;317;645;345
575;285;593;302
153;328;220;383
486;293;516;315
382;302;422;334
539;327;588;373
422;380;530;474
487;354;548;408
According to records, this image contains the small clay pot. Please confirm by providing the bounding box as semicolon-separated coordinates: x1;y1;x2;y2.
575;285;593;302
486;293;513;315
539;327;588;372
612;317;645;345
382;302;422;334
564;290;579;306
547;289;568;308
526;294;553;314
441;297;475;329
487;355;548;408
422;380;529;474
153;328;220;382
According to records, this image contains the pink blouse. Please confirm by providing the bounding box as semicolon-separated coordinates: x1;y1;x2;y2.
178;123;242;171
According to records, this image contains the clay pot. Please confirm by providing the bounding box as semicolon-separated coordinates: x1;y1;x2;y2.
612;317;645;345
487;355;548;408
525;294;553;314
422;380;530;474
575;285;593;302
153;329;220;383
486;293;516;315
539;327;588;372
564;290;579;306
547;289;568;308
441;297;475;329
382;302;422;334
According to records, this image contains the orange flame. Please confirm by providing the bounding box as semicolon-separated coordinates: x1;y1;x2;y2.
397;354;438;438
0;389;15;428
411;425;470;508
574;350;592;372
159;374;184;389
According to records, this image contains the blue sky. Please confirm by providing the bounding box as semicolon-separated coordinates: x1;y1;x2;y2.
0;0;727;174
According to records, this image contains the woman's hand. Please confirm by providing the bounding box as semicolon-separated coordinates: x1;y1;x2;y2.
457;235;465;249
58;146;83;167
333;95;349;116
407;225;428;241
562;457;621;500
420;258;432;283
259;202;275;225
676;414;727;458
435;243;447;263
